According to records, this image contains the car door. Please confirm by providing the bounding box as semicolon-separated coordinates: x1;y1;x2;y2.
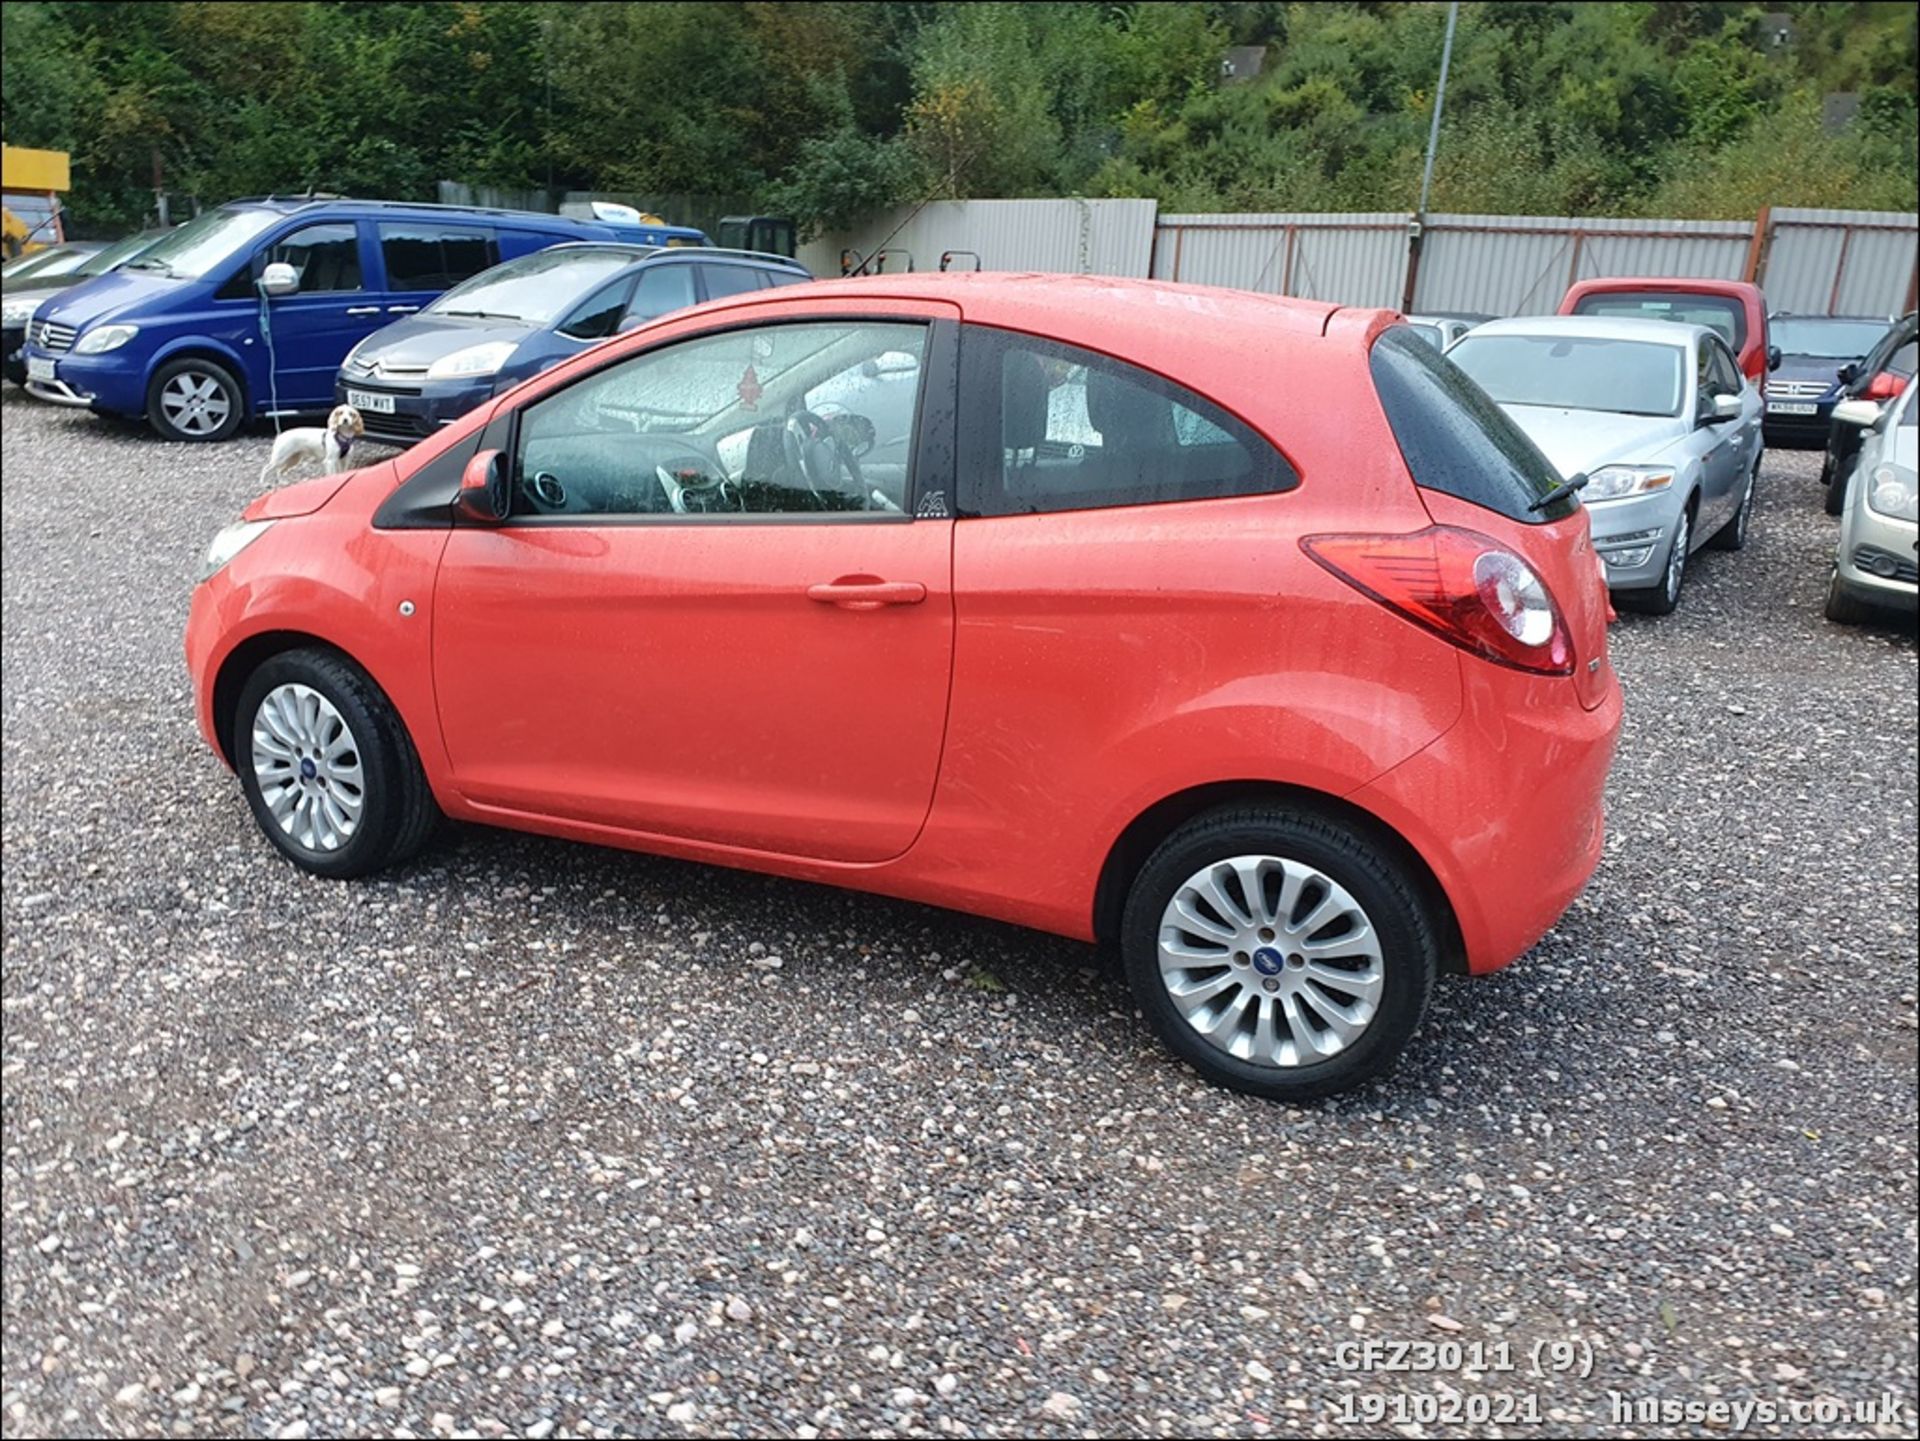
431;304;960;863
1687;337;1738;530
260;221;385;409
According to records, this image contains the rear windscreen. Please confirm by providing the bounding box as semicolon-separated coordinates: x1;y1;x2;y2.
1573;290;1746;351
1370;326;1576;524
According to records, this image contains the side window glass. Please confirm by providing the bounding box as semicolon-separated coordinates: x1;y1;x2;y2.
1695;344;1715;413
1713;342;1743;395
626;264;698;324
700;264;763;301
559;277;636;341
957;326;1296;516
511;321;928;520
269;223;361;292
380;224;499;291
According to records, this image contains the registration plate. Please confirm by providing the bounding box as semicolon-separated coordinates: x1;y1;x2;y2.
1768;401;1817;416
26;356;55;383
345;388;396;414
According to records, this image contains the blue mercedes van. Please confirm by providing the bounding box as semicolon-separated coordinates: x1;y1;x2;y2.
20;197;708;442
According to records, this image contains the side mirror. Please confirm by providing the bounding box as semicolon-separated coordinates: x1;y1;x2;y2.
1699;392;1741;425
1767;344;1782;373
258;261;300;298
1837;362;1859;385
1831;398;1884;429
456;447;510;523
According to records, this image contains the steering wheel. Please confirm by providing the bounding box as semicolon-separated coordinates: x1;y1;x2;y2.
781;409;865;506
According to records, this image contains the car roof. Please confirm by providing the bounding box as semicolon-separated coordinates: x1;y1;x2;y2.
743;272;1342;340
222;196;605;231
1464;314;1707;347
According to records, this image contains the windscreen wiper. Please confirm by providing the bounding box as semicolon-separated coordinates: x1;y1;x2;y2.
1528;472;1589;513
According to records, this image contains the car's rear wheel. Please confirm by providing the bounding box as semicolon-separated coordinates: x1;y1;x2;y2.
1823;569;1874;627
147;356;245;443
1120;806;1438;1101
234;648;437;878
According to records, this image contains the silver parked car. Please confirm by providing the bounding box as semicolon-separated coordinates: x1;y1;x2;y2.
1447;316;1764;614
1825;382;1918;624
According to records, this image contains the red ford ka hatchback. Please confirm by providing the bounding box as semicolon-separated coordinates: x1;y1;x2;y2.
186;274;1621;1100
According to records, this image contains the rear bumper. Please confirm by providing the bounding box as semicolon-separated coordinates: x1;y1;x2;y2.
1352;665;1623;975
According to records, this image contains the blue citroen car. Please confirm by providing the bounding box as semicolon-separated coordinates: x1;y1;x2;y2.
335;244;810;444
20;197;708;442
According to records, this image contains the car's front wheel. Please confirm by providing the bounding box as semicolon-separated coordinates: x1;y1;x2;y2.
1709;462;1758;551
234;648;438;878
1823;459;1852;517
1120;806;1439;1101
1823;569;1874;627
146;356;245;442
1616;504;1692;616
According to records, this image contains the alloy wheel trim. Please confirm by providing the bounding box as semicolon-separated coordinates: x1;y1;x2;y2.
1156;854;1385;1069
251;682;366;852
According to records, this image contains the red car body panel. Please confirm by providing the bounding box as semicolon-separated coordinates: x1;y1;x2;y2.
1559;276;1772;390
187;274;1621;971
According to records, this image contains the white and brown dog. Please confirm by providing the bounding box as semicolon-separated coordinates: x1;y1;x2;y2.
260;404;365;482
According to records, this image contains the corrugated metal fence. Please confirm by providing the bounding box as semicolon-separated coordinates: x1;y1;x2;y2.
802;198;1918;317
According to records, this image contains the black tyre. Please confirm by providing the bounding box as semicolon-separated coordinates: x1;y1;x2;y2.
1120;805;1439;1102
1823;569;1874;627
1615;503;1692;617
146;355;245;442
1708;463;1757;551
234;648;438;879
1823;460;1851;517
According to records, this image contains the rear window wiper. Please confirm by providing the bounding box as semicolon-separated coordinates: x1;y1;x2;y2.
1528;472;1589;513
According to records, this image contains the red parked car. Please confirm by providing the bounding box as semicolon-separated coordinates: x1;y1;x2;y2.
185;275;1622;1100
1560;276;1779;391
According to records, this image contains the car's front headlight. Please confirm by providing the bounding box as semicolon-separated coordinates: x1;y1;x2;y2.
71;323;139;355
2;298;40;327
198;519;274;584
1866;464;1919;523
426;341;517;381
1585;465;1676;502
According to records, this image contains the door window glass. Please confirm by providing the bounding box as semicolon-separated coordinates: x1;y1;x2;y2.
269;223;362;292
1707;339;1743;396
512;321;928;519
625;264;699;323
380;224;499;291
957;326;1296;516
559;277;637;340
699;264;765;300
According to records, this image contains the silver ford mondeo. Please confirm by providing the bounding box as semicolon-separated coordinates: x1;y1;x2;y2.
1447;315;1766;615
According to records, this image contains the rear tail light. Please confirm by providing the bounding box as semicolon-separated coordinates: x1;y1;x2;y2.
1863;370;1908;402
1302;525;1576;676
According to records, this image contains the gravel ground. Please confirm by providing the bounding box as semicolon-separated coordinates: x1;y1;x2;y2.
2;386;1915;1441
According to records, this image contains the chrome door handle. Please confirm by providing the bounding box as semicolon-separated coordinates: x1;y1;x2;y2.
806;577;927;609
386;305;419;314
345;306;382;315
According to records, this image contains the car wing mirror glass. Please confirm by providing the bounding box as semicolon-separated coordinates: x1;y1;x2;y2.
1767;344;1782;372
456;448;509;523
